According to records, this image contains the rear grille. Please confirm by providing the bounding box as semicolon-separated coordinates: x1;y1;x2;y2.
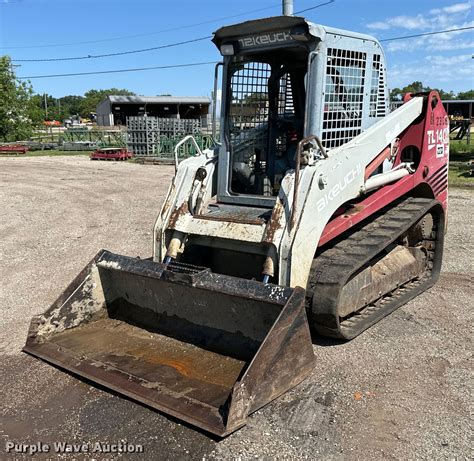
426;164;448;196
322;48;367;150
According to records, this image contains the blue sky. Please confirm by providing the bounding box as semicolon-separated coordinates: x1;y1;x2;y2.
0;0;472;97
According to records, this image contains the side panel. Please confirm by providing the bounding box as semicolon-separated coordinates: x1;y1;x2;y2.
275;97;425;287
318;91;449;246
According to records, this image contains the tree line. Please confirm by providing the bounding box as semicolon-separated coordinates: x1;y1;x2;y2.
1;56;136;141
37;88;135;122
390;81;473;102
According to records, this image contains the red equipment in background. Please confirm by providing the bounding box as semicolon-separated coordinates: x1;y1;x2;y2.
0;144;29;155
90;147;133;161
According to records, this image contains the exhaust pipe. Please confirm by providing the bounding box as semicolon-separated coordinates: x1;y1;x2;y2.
283;0;294;15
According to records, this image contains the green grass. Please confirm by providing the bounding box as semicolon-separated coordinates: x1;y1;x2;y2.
449;161;474;189
24;149;89;157
449;139;474;160
448;138;474;188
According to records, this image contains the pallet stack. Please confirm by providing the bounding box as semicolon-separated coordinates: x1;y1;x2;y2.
126;116;202;157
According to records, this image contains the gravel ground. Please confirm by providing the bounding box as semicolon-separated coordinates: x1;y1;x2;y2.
0;156;472;460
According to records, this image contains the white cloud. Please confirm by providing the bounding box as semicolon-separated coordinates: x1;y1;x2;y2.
369;2;473;54
388;53;473;90
389;15;430;29
428;39;474;50
367;21;390;30
385;19;474;53
369;3;473;91
368;15;430;30
386;38;424;52
430;2;472;14
369;1;472;32
425;53;472;65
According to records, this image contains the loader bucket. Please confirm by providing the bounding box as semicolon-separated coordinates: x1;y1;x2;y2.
24;250;315;436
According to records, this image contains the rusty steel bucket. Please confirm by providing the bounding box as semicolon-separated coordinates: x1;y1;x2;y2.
24;250;315;436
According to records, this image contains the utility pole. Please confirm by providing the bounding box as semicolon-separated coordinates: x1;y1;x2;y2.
44;93;48;119
283;0;293;16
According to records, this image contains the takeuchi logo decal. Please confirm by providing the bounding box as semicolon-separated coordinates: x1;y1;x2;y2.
238;32;292;48
316;164;362;212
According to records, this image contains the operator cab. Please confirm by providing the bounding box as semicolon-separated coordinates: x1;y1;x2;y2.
226;50;309;197
214;17;316;203
213;16;389;207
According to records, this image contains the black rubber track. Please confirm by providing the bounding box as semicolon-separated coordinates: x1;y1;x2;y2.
307;197;445;340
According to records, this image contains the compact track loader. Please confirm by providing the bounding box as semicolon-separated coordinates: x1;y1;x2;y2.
25;15;448;436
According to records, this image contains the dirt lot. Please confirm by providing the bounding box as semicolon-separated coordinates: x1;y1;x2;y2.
0;156;472;460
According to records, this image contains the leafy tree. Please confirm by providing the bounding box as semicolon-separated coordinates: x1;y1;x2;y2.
456;89;474;100
31;93;63;121
0;56;42;142
79;88;135;117
58;95;84;119
389;87;403;101
390;81;427;101
432;88;455;100
30;94;87;121
390;82;473;102
402;81;425;95
240;92;265;105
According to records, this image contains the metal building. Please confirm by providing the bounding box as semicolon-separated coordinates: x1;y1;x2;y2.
96;95;211;127
442;99;473;120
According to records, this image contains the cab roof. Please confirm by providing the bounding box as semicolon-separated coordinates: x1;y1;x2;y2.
212;15;380;48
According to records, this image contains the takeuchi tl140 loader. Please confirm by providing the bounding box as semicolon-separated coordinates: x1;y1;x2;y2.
24;16;449;436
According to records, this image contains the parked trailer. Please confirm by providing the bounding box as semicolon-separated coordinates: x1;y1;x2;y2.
90;147;133;161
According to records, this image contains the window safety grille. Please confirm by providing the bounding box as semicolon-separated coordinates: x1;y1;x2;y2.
229;61;271;164
369;55;380;117
278;73;295;117
369;54;387;118
376;59;387;118
322;48;366;149
276;73;296;156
